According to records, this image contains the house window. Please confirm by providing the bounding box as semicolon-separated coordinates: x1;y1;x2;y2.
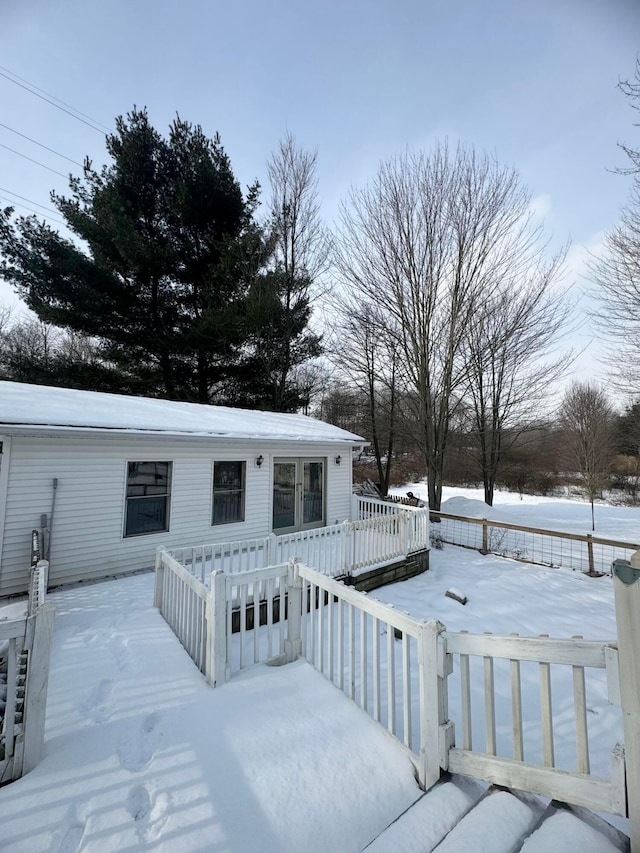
124;461;172;537
212;461;245;525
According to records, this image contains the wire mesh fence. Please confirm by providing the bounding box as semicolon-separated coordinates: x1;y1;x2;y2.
429;511;640;575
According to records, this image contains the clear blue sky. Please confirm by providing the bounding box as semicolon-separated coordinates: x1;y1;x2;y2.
1;0;638;390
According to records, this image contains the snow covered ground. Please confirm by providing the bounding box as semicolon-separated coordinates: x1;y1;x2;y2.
0;484;634;849
392;482;640;542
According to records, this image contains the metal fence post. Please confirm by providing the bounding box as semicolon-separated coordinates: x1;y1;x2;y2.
613;555;640;852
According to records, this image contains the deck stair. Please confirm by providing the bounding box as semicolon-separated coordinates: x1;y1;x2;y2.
364;779;629;853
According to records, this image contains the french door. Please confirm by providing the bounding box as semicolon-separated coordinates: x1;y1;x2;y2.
272;458;325;534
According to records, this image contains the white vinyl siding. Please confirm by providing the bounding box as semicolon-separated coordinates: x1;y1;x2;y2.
0;433;355;596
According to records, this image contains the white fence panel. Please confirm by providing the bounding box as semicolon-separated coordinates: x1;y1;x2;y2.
0;620;26;785
0;597;54;785
275;525;346;576
296;563;445;788
169;537;273;582
166;505;429;585
224;564;289;678
354;495;406;519
444;630;626;816
155;550;210;676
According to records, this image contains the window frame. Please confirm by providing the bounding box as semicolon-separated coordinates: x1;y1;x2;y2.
123;460;173;539
211;460;246;526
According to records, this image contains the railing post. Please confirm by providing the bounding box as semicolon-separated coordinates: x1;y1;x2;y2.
613;555;640;851
36;560;48;607
481;519;488;553
268;532;278;567
208;570;227;687
402;511;410;556
21;603;55;775
418;619;449;790
586;534;595;575
341;520;351;574
285;559;303;663
153;549;165;610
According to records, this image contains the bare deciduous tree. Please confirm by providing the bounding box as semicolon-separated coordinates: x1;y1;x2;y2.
590;58;640;393
589;185;640;392
267;131;332;288
336;141;560;510
264;132;330;409
462;246;572;505
328;298;401;494
0;311;110;388
559;382;615;530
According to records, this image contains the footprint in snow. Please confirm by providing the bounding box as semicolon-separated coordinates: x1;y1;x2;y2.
108;634;137;674
55;823;85;853
127;783;151;822
117;712;162;772
126;783;170;842
80;679;114;724
53;803;87;853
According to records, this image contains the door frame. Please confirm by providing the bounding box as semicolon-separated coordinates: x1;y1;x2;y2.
272;456;326;534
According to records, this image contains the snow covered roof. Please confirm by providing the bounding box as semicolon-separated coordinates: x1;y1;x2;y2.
0;381;365;443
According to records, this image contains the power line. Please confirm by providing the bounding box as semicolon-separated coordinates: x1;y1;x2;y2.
0;142;71;179
0;65;112;133
0;187;63;218
0;195;66;227
0;121;84;167
0;67;109;135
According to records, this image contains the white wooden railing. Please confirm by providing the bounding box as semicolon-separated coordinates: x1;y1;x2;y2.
352;494;407;519
296;563;444;788
1;560;54;786
154;549;638;845
295;564;628;818
155;549;290;685
167;507;430;584
444;631;625;815
169;537;274;584
154;550;212;677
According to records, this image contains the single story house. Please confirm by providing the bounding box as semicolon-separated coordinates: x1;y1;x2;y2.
0;382;366;597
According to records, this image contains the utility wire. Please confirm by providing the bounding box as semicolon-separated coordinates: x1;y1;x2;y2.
0;65;112;133
0;186;63;218
0;121;83;167
0;67;109;135
0;142;71;179
0;195;66;227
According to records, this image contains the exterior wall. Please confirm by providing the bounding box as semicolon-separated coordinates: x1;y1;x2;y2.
0;431;356;596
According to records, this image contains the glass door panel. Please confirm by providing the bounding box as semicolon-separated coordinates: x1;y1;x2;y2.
303;461;324;526
273;461;297;531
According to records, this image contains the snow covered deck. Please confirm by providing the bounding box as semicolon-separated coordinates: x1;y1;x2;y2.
0;547;632;851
